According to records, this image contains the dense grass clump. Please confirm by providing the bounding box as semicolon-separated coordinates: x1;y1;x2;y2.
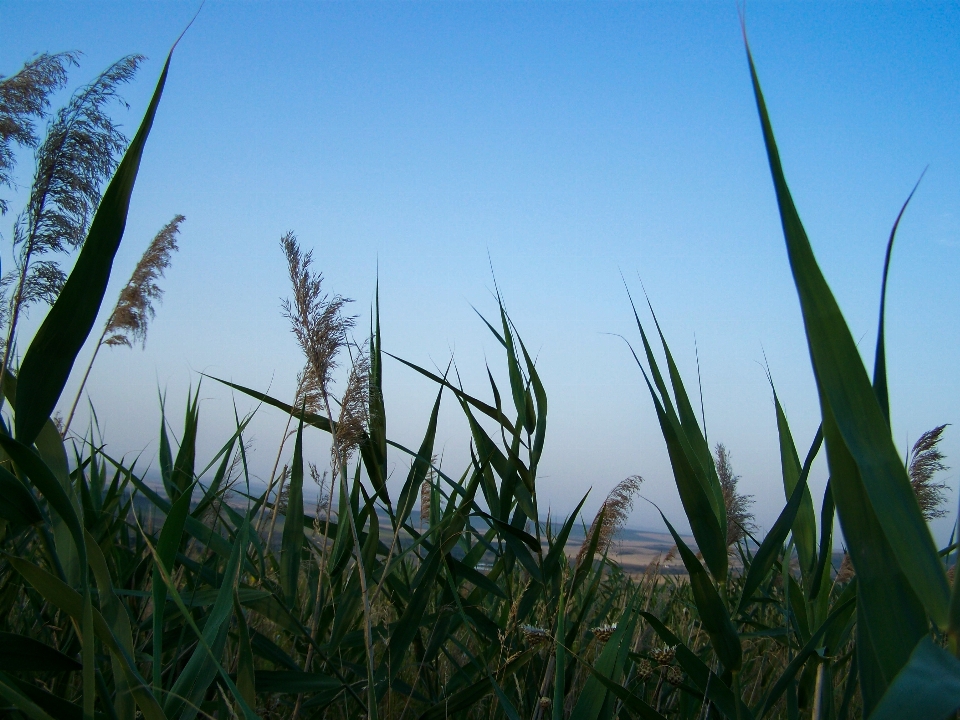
0;29;958;720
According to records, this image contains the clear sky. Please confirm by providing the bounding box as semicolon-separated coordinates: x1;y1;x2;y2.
2;1;959;544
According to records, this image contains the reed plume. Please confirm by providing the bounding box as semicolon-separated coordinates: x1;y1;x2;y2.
62;215;183;435
267;232;354;539
334;350;370;467
576;475;643;565
103;215;183;346
0;52;78;215
908;424;950;520
1;54;143;404
714;443;754;545
280;231;354;401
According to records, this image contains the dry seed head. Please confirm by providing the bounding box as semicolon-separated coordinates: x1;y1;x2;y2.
637;659;654;682
650;645;676;666
836;553;855;583
0;52;78;214
103;215;183;348
333;350;370;466
14;55;143;307
715;443;755;546
666;666;684;687
576;475;643;565
294;367;324;417
280;232;355;401
592;623;617;644
908;424;950;520
521;625;551;646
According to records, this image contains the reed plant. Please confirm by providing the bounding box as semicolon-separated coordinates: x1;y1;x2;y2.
0;28;957;720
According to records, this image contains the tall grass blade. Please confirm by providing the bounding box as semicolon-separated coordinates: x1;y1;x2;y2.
15;47;175;444
870;637;960;720
872;173;924;421
745;35;949;704
658;510;741;672
280;413;305;606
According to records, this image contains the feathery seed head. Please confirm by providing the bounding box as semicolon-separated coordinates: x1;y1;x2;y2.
13;55;143;307
103;215;182;348
715;443;755;546
0;52;78;214
280;232;355;401
908;424;950;520
333;350;369;466
576;475;643;565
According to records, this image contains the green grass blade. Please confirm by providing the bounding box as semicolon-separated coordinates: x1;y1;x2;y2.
0;465;43;525
14;48;175;444
5;555;166;720
773;392;818;578
152;482;192;692
746;37;948;623
869;636;960;720
232;593;257;710
640;612;750;720
280;413;305;607
658;510;741;672
873;173;924;421
808;479;834;602
756;598;855;719
569;594;640;720
170;386;199;503
736;434;817;615
0;434;86;571
640;369;727;582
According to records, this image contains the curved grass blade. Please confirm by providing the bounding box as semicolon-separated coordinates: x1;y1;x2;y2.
280;413;305;606
0;465;43;525
659;509;741;672
737;425;822;614
15;47;176;444
873;172;925;421
4;555;166;720
640;612;750;720
808;479;834;602
773;391;818;578
870;636;960;720
756;598;855;719
745;34;948;628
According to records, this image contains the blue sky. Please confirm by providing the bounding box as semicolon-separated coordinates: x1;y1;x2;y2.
2;1;959;543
